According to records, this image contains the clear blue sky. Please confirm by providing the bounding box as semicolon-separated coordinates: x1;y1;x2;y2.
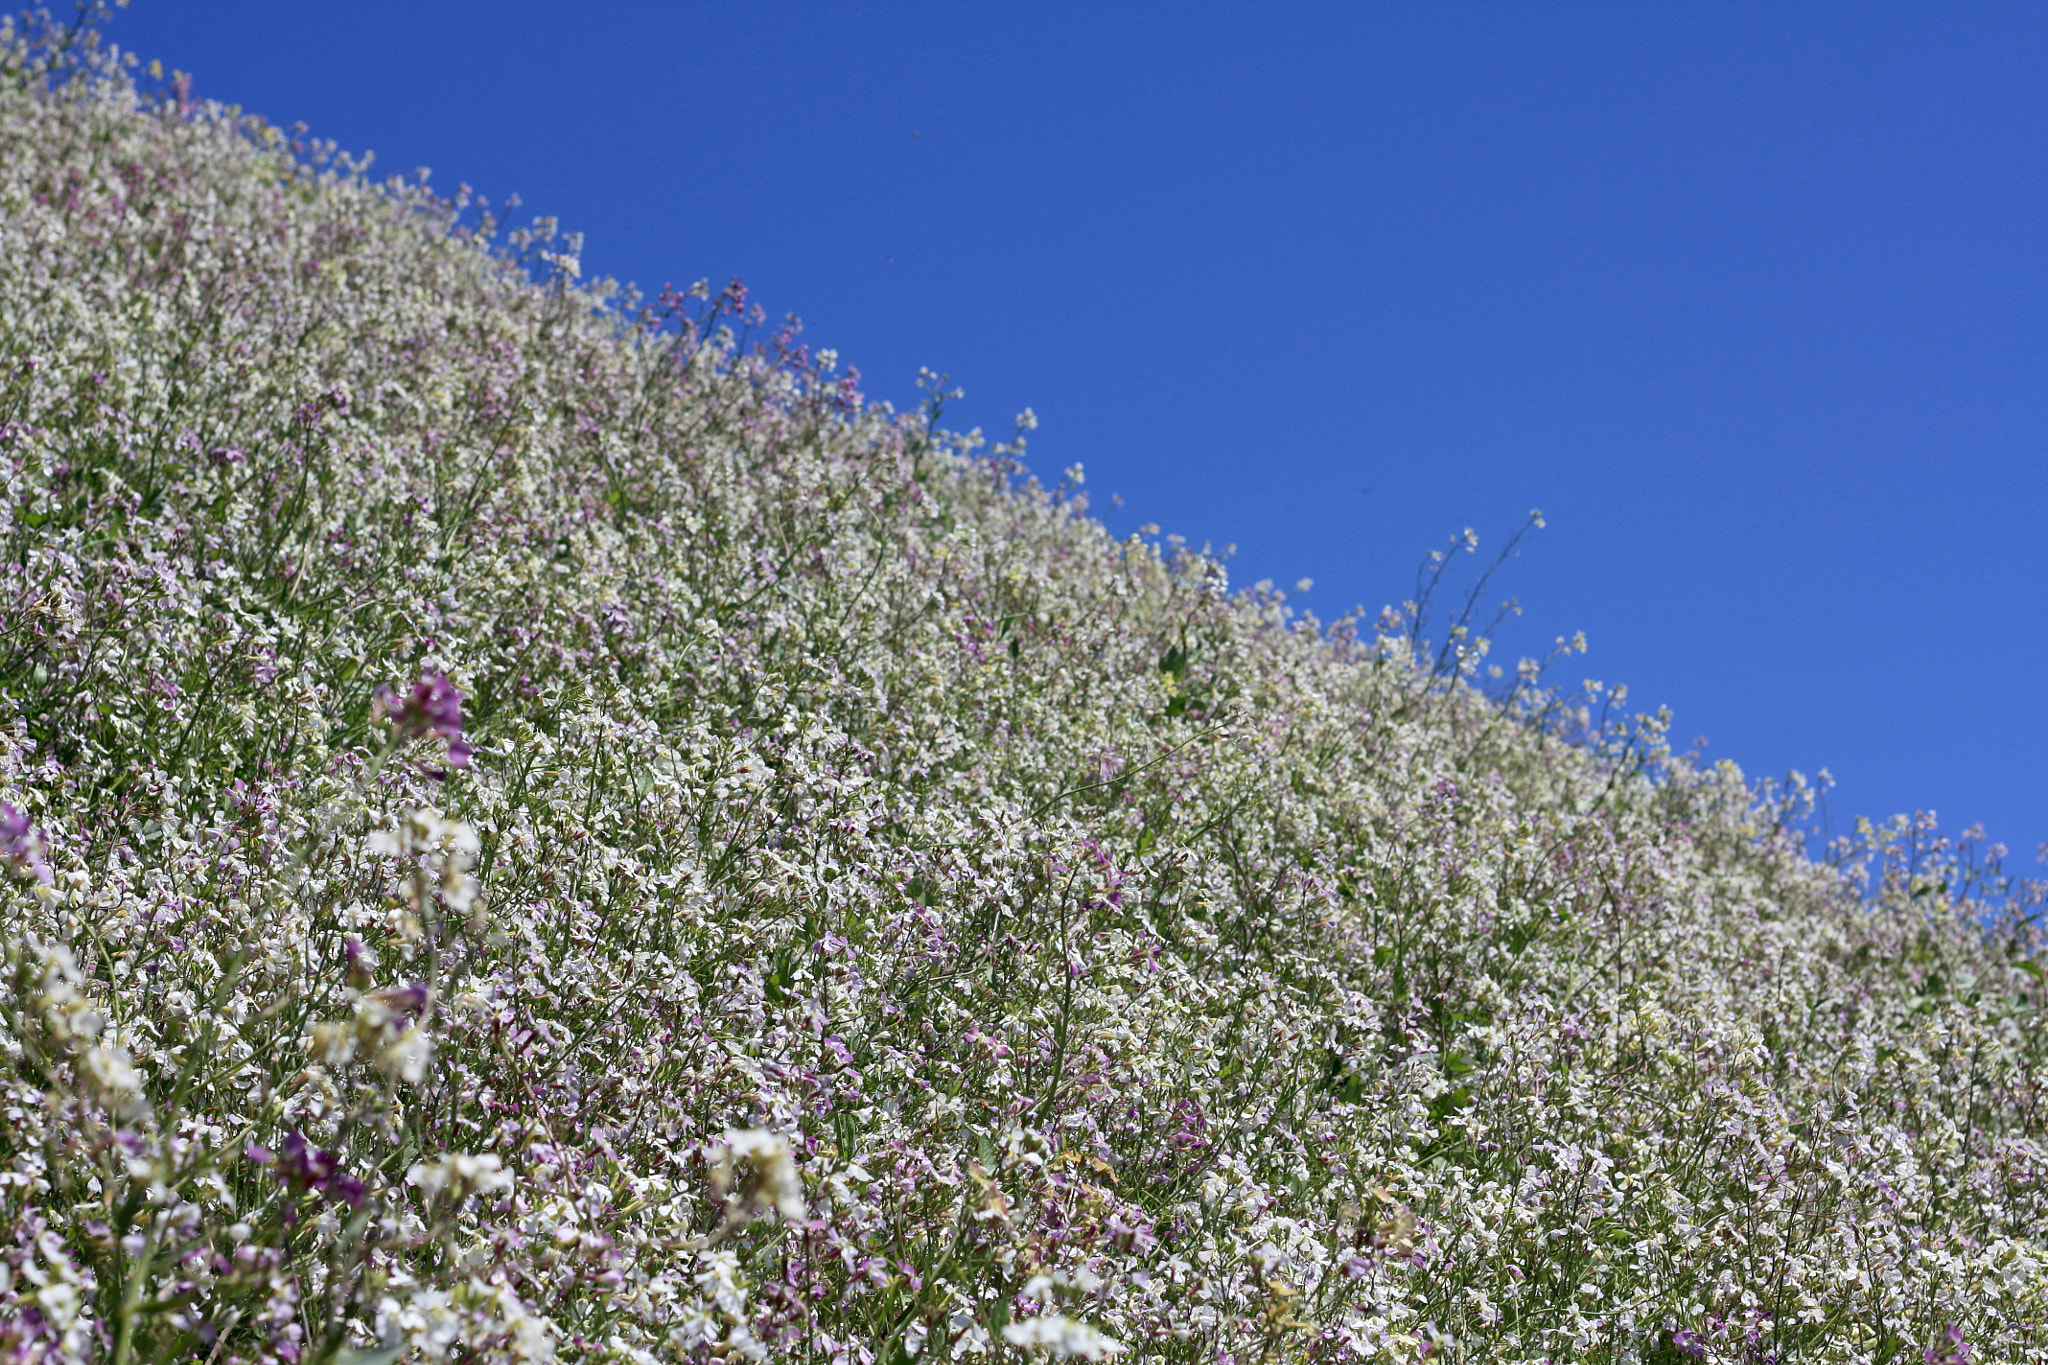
108;2;2045;862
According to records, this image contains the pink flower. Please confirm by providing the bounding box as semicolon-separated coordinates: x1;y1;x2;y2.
373;671;472;769
0;803;51;884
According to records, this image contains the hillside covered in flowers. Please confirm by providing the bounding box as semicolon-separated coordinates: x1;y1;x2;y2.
3;16;2046;1365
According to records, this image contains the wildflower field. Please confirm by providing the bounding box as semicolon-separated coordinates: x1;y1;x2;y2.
3;16;2046;1365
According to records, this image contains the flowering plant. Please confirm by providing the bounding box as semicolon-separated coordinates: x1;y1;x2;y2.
0;10;2043;1364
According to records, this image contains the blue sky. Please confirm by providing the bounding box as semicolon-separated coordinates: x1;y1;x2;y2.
108;2;2045;862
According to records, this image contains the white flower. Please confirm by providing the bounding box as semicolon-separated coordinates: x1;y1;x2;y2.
375;1025;433;1083
1000;1314;1124;1360
34;943;103;1042
367;809;481;913
37;1282;79;1326
711;1129;806;1222
410;1151;513;1202
80;1044;148;1119
309;1019;357;1067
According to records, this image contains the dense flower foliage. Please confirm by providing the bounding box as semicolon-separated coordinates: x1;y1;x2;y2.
2;14;2045;1364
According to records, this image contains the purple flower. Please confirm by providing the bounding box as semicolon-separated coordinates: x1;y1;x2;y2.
343;937;374;987
369;980;431;1025
1107;1215;1157;1254
328;1171;367;1209
0;803;51;884
277;1129;326;1184
373;671;472;769
1926;1324;1971;1365
1671;1328;1708;1359
291;385;348;429
274;1129;363;1208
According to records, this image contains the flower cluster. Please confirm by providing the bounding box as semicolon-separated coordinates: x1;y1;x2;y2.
0;12;2044;1364
0;802;49;883
374;671;475;771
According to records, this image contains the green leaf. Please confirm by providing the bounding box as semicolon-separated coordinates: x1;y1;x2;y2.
764;949;796;1005
1428;1086;1473;1121
334;1348;405;1365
